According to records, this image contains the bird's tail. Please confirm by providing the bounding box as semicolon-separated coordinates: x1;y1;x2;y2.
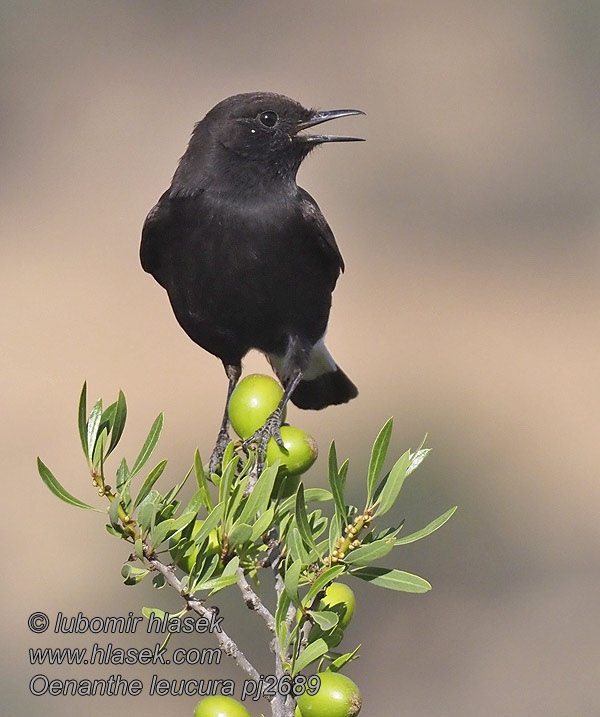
291;366;358;409
289;341;358;410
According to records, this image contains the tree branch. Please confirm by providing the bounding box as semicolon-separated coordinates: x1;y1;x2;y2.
147;557;261;684
273;565;297;716
236;568;276;633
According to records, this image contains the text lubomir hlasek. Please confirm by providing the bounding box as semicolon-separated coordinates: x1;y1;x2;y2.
53;611;223;634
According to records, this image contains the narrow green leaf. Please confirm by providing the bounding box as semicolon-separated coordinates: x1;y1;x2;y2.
344;538;395;565
132;459;168;510
350;566;431;592
373;449;411;516
221;555;240;578
238;462;279;525
195;573;239;595
192;503;224;547
78;382;88;458
288;526;310;565
100;401;117;433
406;447;430;478
135;538;144;561
285;559;302;606
169;511;198;540
309;610;338;631
326;441;345;525
225;473;248;526
275;590;291;651
279;512;293;541
194;449;213;511
130;413;164;478
92;427;108;469
37;457;100;511
328;462;347;529
108;494;121;529
194;449;206;489
158;503;179;524
151;511;196;549
308;512;328;543
295;483;323;559
293;638;329;676
162;466;191;506
137;491;160;532
374;521;405;542
142;606;167;621
395;506;457;545
219;454;238;510
328;512;342;556
278;488;332;516
116;458;132;513
250;506;275;541
86;399;103;466
106;390;127;458
151;575;168;591
182;489;205;518
189;553;219;587
228;522;252;548
328;644;361;672
338;458;350;490
367;417;393;503
306;565;346;602
328;441;338;484
105;524;123;537
152;574;166;589
217;441;235;480
121;564;149;585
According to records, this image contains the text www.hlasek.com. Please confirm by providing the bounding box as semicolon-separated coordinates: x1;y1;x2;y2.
28;611;322;700
30;643;221;666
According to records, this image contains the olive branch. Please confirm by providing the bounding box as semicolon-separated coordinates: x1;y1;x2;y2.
38;381;456;717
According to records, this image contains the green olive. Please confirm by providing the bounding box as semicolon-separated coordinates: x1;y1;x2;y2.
296;584;355;636
266;426;317;476
193;695;251;717
307;624;345;650
319;583;356;630
296;671;362;716
228;374;285;439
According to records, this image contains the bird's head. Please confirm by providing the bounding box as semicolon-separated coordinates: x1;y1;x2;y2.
172;92;364;194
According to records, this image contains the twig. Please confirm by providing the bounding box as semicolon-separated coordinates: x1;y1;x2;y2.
147;557;261;683
245;457;260;494
236;568;276;633
273;565;297;716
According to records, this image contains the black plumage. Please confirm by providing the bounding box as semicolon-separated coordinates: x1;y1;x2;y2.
140;92;363;470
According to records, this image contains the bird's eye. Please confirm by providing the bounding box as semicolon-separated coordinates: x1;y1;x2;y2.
258;111;279;128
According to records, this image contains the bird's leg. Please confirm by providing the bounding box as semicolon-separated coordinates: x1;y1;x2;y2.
209;363;241;476
243;369;304;480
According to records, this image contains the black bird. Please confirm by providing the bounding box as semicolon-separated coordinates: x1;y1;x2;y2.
140;92;363;473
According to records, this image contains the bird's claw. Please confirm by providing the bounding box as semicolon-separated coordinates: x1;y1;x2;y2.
271;423;285;449
209;428;232;476
243;408;285;472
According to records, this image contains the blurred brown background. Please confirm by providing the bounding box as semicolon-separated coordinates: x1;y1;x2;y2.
3;1;599;715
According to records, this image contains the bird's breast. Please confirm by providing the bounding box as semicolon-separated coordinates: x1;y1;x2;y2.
167;191;333;355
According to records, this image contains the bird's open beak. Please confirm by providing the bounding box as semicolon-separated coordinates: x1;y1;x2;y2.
292;109;365;144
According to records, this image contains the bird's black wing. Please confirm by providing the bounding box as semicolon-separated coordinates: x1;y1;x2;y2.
140;190;174;288
297;187;345;277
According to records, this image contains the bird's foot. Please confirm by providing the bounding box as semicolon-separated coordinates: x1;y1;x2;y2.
243;408;285;476
209;428;232;476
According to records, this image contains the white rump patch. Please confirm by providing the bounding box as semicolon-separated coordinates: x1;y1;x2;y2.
267;336;337;382
303;338;337;380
